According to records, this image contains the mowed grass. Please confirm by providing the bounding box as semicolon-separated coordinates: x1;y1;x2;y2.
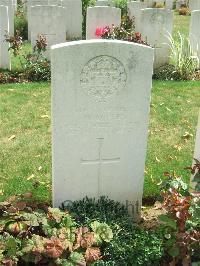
0;11;199;203
0;81;200;202
0;83;51;202
173;11;190;40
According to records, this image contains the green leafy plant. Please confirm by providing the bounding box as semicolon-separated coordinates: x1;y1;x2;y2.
186;159;200;192
0;194;112;265
154;2;165;8
178;7;190;16
110;0;128;16
97;16;148;46
14;6;28;40
158;173;200;265
4;33;51;82
82;0;96;38
167;32;199;80
65;196;164;265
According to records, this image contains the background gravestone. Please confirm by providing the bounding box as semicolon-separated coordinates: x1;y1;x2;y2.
0;0;14;35
27;0;63;40
127;1;148;32
190;10;200;61
165;0;173;9
27;0;49;40
189;0;200;12
86;6;121;39
51;40;154;221
176;0;186;9
191;111;200;190
95;0;109;6
30;5;66;59
140;8;173;69
0;5;10;69
144;0;154;8
61;0;82;40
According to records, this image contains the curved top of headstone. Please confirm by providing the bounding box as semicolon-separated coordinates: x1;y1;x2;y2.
51;39;153;51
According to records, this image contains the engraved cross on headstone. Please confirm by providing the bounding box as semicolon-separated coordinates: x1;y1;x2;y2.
81;138;120;196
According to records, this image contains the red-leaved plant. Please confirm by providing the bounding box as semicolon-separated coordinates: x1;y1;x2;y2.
158;173;200;265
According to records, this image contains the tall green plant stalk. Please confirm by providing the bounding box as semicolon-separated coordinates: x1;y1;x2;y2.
166;32;199;80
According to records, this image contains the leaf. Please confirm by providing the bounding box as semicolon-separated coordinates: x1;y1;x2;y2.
40;115;49;118
85;247;101;263
5;237;18;257
155;156;160;163
8;135;16;141
192;172;200;183
27;174;34;181
182;131;193;140
158;215;177;230
168;246;180;258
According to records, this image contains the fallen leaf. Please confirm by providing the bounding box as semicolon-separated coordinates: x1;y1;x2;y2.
41;115;49;118
154;201;162;210
0;190;4;196
174;144;182;151
182;132;193;140
8;135;16;141
155;156;160;163
165;107;172;112
27;174;34;181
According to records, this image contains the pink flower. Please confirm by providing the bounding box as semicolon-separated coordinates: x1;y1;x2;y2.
95;27;108;37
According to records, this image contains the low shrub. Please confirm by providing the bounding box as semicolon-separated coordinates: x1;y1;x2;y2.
157;173;200;265
0;69;20;84
0;194;113;265
154;2;165;8
97;16;149;46
65;197;164;265
153;64;183;81
178;7;190;16
3;33;51;82
166;32;199;80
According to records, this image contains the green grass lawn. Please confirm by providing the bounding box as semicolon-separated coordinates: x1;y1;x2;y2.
173;11;190;40
0;11;199;204
0;81;200;202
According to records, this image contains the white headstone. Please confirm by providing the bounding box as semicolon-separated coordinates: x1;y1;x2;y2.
189;0;200;12
144;0;155;8
0;0;14;35
27;0;49;40
30;5;66;59
165;0;173;9
127;1;148;32
176;0;186;9
140;8;173;69
96;0;109;6
51;39;154;220
0;5;10;69
191;111;200;190
12;0;17;10
190;10;200;60
154;0;165;5
27;0;63;40
61;0;82;40
86;6;121;39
